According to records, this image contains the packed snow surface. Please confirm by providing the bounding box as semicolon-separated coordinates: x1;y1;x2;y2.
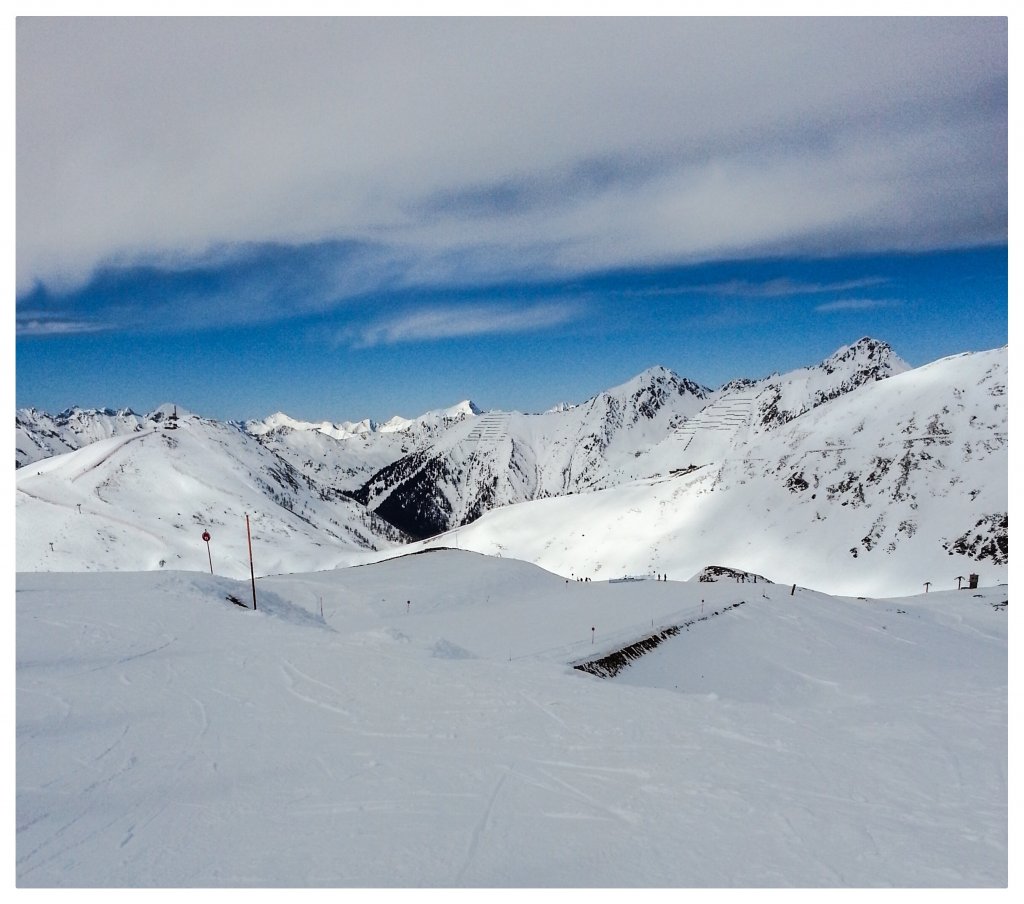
17;550;1007;887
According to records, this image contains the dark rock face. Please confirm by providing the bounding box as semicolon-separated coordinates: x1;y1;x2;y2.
359;456;458;541
695;566;771;583
944;513;1009;565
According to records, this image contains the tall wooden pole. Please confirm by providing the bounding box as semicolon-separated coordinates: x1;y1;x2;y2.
246;513;257;611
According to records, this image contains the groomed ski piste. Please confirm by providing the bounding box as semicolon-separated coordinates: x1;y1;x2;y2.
16;548;1007;887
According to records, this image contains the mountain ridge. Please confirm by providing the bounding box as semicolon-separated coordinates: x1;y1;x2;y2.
16;338;1007;596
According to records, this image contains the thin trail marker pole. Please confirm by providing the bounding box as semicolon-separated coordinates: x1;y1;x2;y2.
202;530;213;574
246;513;257;611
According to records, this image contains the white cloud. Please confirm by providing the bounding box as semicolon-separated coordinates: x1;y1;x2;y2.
628;276;891;299
16;315;107;337
815;298;903;313
16;17;1006;297
351;301;582;348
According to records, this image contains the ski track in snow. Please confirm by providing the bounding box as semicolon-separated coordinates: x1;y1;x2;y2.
14;558;1007;887
455;768;508;885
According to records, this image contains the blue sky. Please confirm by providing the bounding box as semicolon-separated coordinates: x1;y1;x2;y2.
15;16;1008;423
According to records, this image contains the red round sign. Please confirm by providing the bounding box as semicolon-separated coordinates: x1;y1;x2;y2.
202;531;211;542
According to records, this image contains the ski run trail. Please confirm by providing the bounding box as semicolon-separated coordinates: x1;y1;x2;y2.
15;549;1007;888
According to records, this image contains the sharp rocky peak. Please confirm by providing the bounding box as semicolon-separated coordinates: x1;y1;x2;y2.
601;365;710;401
818;337;910;377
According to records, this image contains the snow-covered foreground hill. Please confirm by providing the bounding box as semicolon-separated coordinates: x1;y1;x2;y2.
17;550;1007;887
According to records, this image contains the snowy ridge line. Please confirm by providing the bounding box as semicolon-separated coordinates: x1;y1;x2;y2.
572;600;748;678
66;431;152;483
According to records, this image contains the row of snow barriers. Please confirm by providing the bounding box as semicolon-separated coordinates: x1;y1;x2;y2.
463;413;510;443
674;396;756;440
572;600;747;679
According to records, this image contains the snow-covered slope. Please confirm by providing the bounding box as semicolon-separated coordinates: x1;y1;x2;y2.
16;405;149;468
350;365;711;538
16;550;1007;886
15;339;1006;598
347;338;911;539
16;411;406;577
414;346;1007;597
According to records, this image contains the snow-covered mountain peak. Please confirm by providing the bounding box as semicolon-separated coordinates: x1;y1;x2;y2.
58;405;139;420
246;400;482;442
244;411;376;440
246;411;309;435
398;399;482;429
817;336;910;378
447;399;482;418
337;418;376;435
623;363;676;384
741;338;914;431
601;365;709;403
436;345;1007;597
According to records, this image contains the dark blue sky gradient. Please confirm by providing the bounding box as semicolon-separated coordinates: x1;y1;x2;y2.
16;245;1007;422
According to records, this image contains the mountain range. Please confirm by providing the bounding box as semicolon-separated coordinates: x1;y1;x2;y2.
16;337;1008;596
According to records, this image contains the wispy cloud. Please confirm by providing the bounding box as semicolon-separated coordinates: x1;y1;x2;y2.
16;313;107;336
694;277;890;298
350;301;582;349
622;276;892;300
815;298;903;313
